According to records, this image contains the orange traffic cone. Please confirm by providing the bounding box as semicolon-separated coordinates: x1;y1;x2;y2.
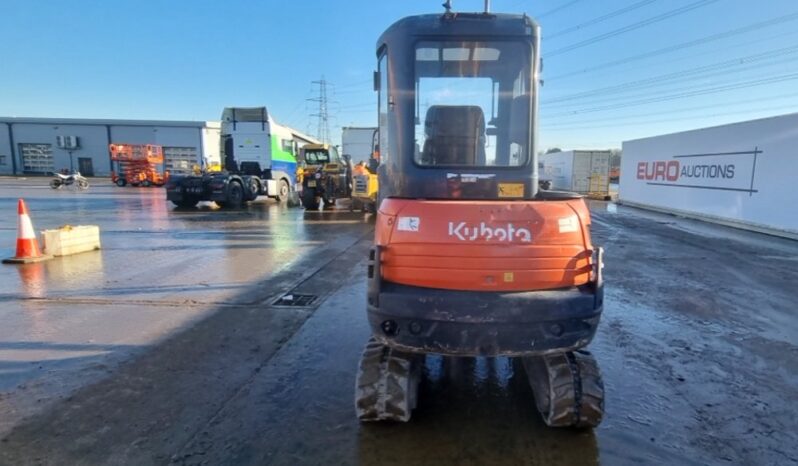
3;199;51;264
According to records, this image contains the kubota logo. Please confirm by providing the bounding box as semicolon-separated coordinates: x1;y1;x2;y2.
448;222;532;242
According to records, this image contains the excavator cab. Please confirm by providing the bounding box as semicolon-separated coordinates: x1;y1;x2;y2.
356;7;606;428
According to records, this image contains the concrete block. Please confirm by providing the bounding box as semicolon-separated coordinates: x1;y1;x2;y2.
41;225;101;257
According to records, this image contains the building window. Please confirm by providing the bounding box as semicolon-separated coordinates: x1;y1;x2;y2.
19;143;54;173
0;155;6;165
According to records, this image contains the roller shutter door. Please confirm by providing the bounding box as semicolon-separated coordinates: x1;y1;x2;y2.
20;143;55;174
163;146;198;175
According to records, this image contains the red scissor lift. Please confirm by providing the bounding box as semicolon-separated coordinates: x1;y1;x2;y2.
109;144;169;187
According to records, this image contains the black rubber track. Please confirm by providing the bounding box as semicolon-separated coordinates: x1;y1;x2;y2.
355;337;420;422
522;350;605;428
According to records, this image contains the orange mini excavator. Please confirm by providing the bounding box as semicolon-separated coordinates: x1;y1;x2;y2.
355;3;605;428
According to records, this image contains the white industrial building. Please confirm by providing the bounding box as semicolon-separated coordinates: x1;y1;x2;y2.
0;117;221;176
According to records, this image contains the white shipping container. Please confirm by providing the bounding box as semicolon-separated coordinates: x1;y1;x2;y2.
619;112;798;239
540;150;611;194
342;127;377;163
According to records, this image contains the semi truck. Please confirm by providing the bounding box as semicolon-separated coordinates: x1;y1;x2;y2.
166;107;319;208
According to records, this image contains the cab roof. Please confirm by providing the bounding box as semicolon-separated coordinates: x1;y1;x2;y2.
302;143;332;150
377;12;538;53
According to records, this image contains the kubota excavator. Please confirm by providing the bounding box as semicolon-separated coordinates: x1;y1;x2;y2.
355;3;605;428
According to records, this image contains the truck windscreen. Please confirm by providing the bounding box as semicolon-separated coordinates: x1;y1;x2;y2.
304;150;330;165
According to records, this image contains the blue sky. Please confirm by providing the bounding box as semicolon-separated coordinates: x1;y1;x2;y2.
1;0;797;149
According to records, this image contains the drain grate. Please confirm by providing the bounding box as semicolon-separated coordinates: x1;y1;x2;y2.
273;293;318;307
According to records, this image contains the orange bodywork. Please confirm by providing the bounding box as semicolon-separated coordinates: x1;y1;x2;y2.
375;198;595;292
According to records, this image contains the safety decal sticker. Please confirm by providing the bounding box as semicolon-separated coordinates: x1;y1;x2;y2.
397;217;420;232
498;183;524;198
558;216;579;233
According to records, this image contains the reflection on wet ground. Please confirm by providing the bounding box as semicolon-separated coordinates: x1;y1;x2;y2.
358;356;599;466
0;180;375;438
171;278;602;466
0;181;372;303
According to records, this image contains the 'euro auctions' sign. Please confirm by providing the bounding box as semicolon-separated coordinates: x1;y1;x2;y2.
619;112;798;238
635;149;759;194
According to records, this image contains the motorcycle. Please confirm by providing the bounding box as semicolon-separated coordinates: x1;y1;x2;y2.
50;171;90;190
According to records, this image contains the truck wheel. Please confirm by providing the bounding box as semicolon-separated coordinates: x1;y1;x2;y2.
116;178;127;187
287;191;301;208
173;198;199;208
302;189;320;210
275;179;290;202
246;178;260;201
225;181;244;209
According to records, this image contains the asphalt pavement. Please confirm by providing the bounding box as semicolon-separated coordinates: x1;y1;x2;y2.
0;178;796;465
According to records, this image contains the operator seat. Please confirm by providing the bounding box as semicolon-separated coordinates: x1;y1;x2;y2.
422;105;486;165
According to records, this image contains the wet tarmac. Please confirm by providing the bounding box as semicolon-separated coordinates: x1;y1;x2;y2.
1;178;797;465
0;178;372;436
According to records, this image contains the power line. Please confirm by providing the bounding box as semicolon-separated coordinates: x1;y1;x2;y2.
333;88;374;96
338;108;377;115
331;78;372;91
541;45;798;105
543;72;798;117
546;12;798;80
542;103;798;131
546;0;660;40
337;102;376;111
542;91;798;127
542;56;798;111
547;0;721;57
563;26;798;83
536;0;583;19
282;93;312;125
